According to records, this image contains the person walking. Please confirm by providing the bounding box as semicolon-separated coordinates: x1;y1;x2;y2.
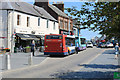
115;43;119;59
75;42;79;54
31;40;35;56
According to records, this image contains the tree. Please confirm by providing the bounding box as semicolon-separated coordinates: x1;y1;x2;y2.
65;1;120;40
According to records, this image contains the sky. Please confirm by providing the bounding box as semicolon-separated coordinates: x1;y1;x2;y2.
23;0;101;40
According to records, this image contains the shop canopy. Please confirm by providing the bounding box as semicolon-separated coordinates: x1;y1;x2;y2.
16;33;39;40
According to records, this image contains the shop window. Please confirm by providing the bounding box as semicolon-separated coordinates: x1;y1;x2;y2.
17;15;21;25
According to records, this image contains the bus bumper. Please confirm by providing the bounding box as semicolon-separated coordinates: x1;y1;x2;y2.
44;52;68;55
78;47;83;51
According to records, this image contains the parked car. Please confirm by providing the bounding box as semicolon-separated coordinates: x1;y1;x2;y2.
105;42;114;48
87;42;93;48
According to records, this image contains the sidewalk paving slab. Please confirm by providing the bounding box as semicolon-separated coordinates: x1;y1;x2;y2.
0;51;47;72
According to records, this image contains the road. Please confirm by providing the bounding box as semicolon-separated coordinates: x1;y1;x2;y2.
2;47;118;78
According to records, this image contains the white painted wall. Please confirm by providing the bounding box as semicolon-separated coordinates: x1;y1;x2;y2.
13;11;59;35
5;10;59;52
0;10;8;49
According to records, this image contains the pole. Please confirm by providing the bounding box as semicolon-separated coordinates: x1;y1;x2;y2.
28;53;33;65
5;53;11;70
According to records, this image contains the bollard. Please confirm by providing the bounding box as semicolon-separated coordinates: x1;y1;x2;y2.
5;54;11;70
28;53;33;65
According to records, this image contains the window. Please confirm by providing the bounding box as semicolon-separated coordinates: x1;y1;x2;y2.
53;22;55;30
46;35;62;39
27;17;30;27
38;18;40;26
65;21;68;29
65;37;75;46
17;15;21;25
60;20;63;28
80;38;86;44
47;19;49;28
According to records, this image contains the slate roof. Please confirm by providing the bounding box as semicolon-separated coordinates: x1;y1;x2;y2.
0;0;57;21
48;5;69;18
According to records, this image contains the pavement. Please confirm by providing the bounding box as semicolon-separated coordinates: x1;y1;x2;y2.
0;50;47;72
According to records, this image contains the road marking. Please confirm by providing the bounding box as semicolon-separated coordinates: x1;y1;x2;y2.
71;49;106;72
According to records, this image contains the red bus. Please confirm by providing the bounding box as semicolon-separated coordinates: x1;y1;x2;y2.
44;34;76;56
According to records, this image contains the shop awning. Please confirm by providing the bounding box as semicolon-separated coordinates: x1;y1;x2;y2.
36;35;44;39
16;33;39;40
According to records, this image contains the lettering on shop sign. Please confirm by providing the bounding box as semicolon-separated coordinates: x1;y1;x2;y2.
20;31;27;32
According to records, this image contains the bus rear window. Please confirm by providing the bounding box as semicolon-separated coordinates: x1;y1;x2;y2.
46;35;62;39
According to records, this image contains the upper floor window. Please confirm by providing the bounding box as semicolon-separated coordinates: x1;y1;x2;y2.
47;19;49;28
53;22;55;30
17;15;21;25
27;17;30;27
65;21;68;29
38;18;40;26
60;19;63;28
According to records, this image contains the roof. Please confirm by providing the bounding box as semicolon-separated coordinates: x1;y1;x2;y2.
0;0;57;21
33;6;57;21
48;5;69;18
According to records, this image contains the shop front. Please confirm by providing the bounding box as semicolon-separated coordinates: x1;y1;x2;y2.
15;33;40;53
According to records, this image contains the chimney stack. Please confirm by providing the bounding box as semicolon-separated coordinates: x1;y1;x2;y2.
34;0;49;10
53;1;64;12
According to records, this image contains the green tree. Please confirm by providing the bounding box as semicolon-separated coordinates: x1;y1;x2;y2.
66;1;120;40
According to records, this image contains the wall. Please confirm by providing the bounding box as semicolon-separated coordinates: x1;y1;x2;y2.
0;10;8;48
13;11;59;35
6;10;59;52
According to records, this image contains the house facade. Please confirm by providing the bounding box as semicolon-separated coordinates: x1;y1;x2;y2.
34;0;73;35
0;1;59;52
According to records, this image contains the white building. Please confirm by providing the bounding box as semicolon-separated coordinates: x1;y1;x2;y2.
0;0;59;52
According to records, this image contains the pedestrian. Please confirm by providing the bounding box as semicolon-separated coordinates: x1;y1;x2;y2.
31;40;35;56
75;42;79;54
115;43;119;59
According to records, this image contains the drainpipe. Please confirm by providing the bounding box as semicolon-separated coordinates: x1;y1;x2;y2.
68;17;70;35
